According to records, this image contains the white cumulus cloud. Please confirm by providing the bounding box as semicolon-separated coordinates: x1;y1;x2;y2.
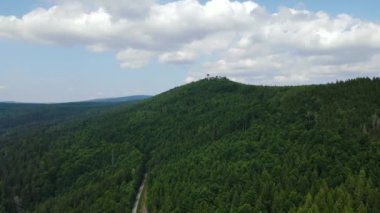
0;0;380;84
159;51;195;64
117;48;154;69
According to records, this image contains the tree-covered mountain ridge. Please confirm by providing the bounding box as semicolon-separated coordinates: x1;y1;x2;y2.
1;77;380;212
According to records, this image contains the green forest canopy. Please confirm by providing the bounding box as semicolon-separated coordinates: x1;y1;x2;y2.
1;77;380;212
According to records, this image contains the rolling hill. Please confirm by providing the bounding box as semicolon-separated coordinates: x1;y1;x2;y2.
87;95;151;103
0;95;150;136
1;77;380;213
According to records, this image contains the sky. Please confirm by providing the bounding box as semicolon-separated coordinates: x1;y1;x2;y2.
0;0;380;103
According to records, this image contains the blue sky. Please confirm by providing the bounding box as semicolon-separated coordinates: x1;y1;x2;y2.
1;0;380;102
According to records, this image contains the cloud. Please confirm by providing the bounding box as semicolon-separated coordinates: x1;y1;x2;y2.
159;51;195;64
199;8;380;84
117;48;153;69
48;0;154;19
0;0;380;84
0;86;7;90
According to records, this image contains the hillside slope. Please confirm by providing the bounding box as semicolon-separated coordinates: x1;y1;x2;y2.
87;95;151;103
0;99;144;136
1;77;380;212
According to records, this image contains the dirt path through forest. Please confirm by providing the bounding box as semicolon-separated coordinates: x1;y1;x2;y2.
132;174;147;213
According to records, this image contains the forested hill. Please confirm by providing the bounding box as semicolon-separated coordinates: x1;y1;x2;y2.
1;77;380;212
0;95;149;136
87;95;151;103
